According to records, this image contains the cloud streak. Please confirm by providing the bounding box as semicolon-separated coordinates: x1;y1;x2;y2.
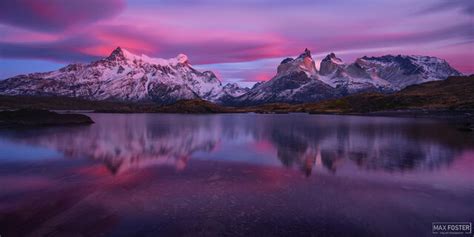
0;0;125;32
0;0;472;81
417;0;474;16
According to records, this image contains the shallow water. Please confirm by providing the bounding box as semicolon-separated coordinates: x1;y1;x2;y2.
0;113;473;236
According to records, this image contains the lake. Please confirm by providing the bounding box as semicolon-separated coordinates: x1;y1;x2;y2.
0;113;473;236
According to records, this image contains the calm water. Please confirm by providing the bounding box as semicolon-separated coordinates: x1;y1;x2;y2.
0;113;473;236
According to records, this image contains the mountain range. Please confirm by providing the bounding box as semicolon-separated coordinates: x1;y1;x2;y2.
0;47;226;104
236;49;461;105
0;47;462;105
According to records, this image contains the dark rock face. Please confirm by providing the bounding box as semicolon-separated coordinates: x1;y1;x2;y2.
319;53;344;76
299;48;312;58
271;71;312;91
237;49;332;105
147;83;198;104
238;73;341;105
290;79;343;103
280;58;294;64
277;49;317;76
0;109;94;128
251;81;265;89
106;47;127;61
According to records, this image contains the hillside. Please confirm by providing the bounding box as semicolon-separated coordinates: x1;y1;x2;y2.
298;75;474;113
0;76;472;116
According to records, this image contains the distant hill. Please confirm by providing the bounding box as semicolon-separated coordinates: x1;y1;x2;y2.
0;96;230;114
298;75;474;113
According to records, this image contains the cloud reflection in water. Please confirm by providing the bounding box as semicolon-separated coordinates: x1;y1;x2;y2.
1;113;470;176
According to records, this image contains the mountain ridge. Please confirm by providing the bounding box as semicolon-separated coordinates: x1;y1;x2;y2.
0;47;237;104
238;49;462;105
0;47;462;106
0;76;472;116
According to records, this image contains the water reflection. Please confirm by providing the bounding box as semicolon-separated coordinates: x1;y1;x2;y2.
0;114;472;176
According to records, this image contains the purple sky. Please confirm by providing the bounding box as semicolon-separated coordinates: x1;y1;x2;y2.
0;0;473;86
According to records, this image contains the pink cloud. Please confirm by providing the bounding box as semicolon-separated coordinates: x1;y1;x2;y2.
0;0;125;32
0;0;473;80
0;22;287;65
245;71;277;84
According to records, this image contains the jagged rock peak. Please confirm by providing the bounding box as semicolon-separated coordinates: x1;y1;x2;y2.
221;82;250;97
319;53;344;76
223;82;240;89
322;52;344;64
107;46;126;61
298;48;312;58
280;48;313;65
324;52;337;60
252;81;265;89
281;57;294;64
277;48;317;75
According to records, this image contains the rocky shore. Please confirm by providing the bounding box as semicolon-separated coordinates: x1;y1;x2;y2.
0;109;94;128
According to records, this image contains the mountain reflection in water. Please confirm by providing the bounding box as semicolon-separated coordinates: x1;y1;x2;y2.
1;113;473;237
1;113;471;176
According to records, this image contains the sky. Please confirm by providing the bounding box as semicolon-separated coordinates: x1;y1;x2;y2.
0;0;473;87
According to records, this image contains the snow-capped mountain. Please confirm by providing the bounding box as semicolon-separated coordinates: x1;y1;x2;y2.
210;82;250;104
235;49;344;105
222;83;250;97
318;53;462;93
0;47;462;106
0;47;245;104
238;49;462;105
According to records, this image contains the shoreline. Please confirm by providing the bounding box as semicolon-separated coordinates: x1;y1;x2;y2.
0;109;94;128
68;108;474;122
3;107;473;122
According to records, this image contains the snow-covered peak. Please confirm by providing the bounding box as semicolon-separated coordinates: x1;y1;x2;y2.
0;46;227;104
106;47;190;67
223;83;241;90
239;48;462;105
358;54;447;69
174;54;189;64
222;83;250;97
358;54;460;76
348;54;462;90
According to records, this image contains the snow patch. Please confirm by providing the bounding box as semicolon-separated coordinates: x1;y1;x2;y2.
121;48;189;67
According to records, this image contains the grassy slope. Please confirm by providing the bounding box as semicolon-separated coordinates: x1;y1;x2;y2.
0;95;231;113
285;75;474;113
